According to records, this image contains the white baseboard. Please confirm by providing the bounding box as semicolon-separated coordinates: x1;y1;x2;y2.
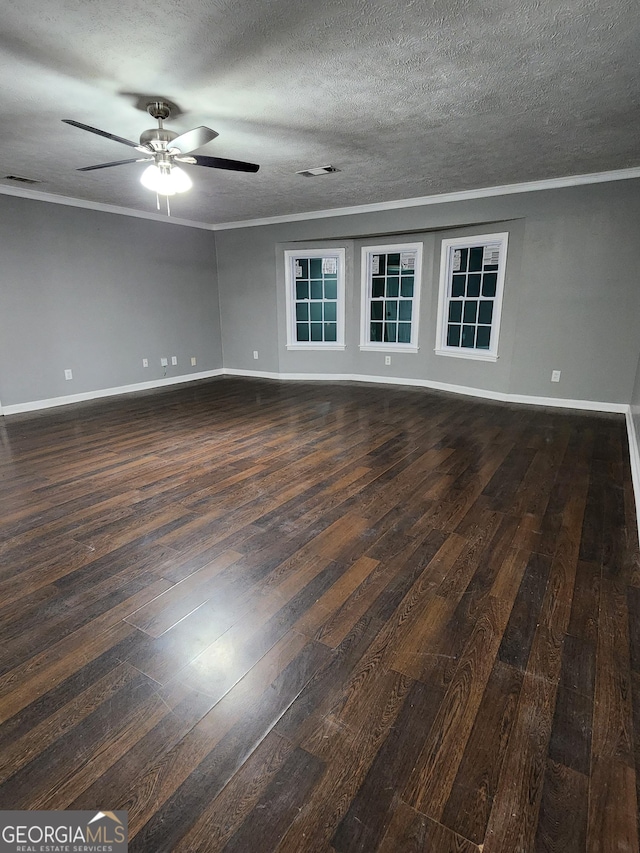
222;368;285;381
2;367;629;415
1;369;224;415
222;368;628;414
626;408;640;538
2;366;628;416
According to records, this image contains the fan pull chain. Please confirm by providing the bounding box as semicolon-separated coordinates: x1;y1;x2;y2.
154;192;171;216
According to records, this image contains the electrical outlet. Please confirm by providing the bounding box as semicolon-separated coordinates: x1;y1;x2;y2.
171;356;178;366
551;370;561;382
191;357;197;366
253;350;259;360
142;358;149;368
160;357;168;367
64;369;73;381
385;356;391;366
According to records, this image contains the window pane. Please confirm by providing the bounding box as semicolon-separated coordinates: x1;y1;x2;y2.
469;247;483;271
398;323;411;343
386;277;399;297
452;275;466;297
400;278;414;297
399;301;412;321
439;236;505;358
476;326;491;349
324;279;337;300
482;273;497;297
448;301;462;323
370;322;383;342
310;258;322;278
324;301;337;322
367;246;420;349
478;300;493;325
372;278;385;298
290;251;344;349
456;247;469;272
447;324;461;347
467;274;481;297
463;300;477;323
462;325;476;347
384;322;397;342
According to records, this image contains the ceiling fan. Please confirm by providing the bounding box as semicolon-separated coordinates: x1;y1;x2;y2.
63;101;259;206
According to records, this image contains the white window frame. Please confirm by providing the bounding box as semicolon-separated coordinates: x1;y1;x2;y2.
434;232;509;363
284;248;346;350
359;242;422;353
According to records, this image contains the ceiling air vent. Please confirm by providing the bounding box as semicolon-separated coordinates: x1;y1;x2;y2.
295;165;340;177
3;175;42;184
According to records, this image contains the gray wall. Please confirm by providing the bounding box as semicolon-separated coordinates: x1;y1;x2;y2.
215;179;640;404
2;178;638;411
0;196;221;408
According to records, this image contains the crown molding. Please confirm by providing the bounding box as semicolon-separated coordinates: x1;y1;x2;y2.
212;166;640;230
0;183;216;230
1;164;639;233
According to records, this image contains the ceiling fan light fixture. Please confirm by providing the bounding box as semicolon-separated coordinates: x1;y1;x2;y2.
140;163;192;195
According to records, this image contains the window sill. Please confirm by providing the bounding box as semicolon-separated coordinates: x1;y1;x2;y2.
360;344;419;354
434;347;498;363
286;344;346;351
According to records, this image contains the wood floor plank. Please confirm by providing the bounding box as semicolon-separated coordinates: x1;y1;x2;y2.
332;677;445;852
497;551;552;671
127;639;329;850
482;669;558;853
534;758;589;852
377;800;480;853
275;670;412;853
0;377;637;852
177;731;295;851
404;595;512;820
123;549;244;637
441;659;523;845
221;746;324;853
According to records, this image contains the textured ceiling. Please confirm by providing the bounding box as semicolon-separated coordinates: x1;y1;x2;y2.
1;0;639;225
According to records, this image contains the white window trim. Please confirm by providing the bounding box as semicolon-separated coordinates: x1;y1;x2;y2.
284;248;346;350
434;232;509;363
359;242;423;353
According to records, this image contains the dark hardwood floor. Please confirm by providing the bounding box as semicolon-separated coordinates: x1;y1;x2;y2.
0;375;638;852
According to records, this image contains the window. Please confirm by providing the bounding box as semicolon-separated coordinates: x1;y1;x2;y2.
435;232;508;362
360;243;422;352
285;249;346;350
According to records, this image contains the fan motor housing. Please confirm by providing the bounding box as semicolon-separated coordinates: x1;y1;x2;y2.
139;128;179;149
